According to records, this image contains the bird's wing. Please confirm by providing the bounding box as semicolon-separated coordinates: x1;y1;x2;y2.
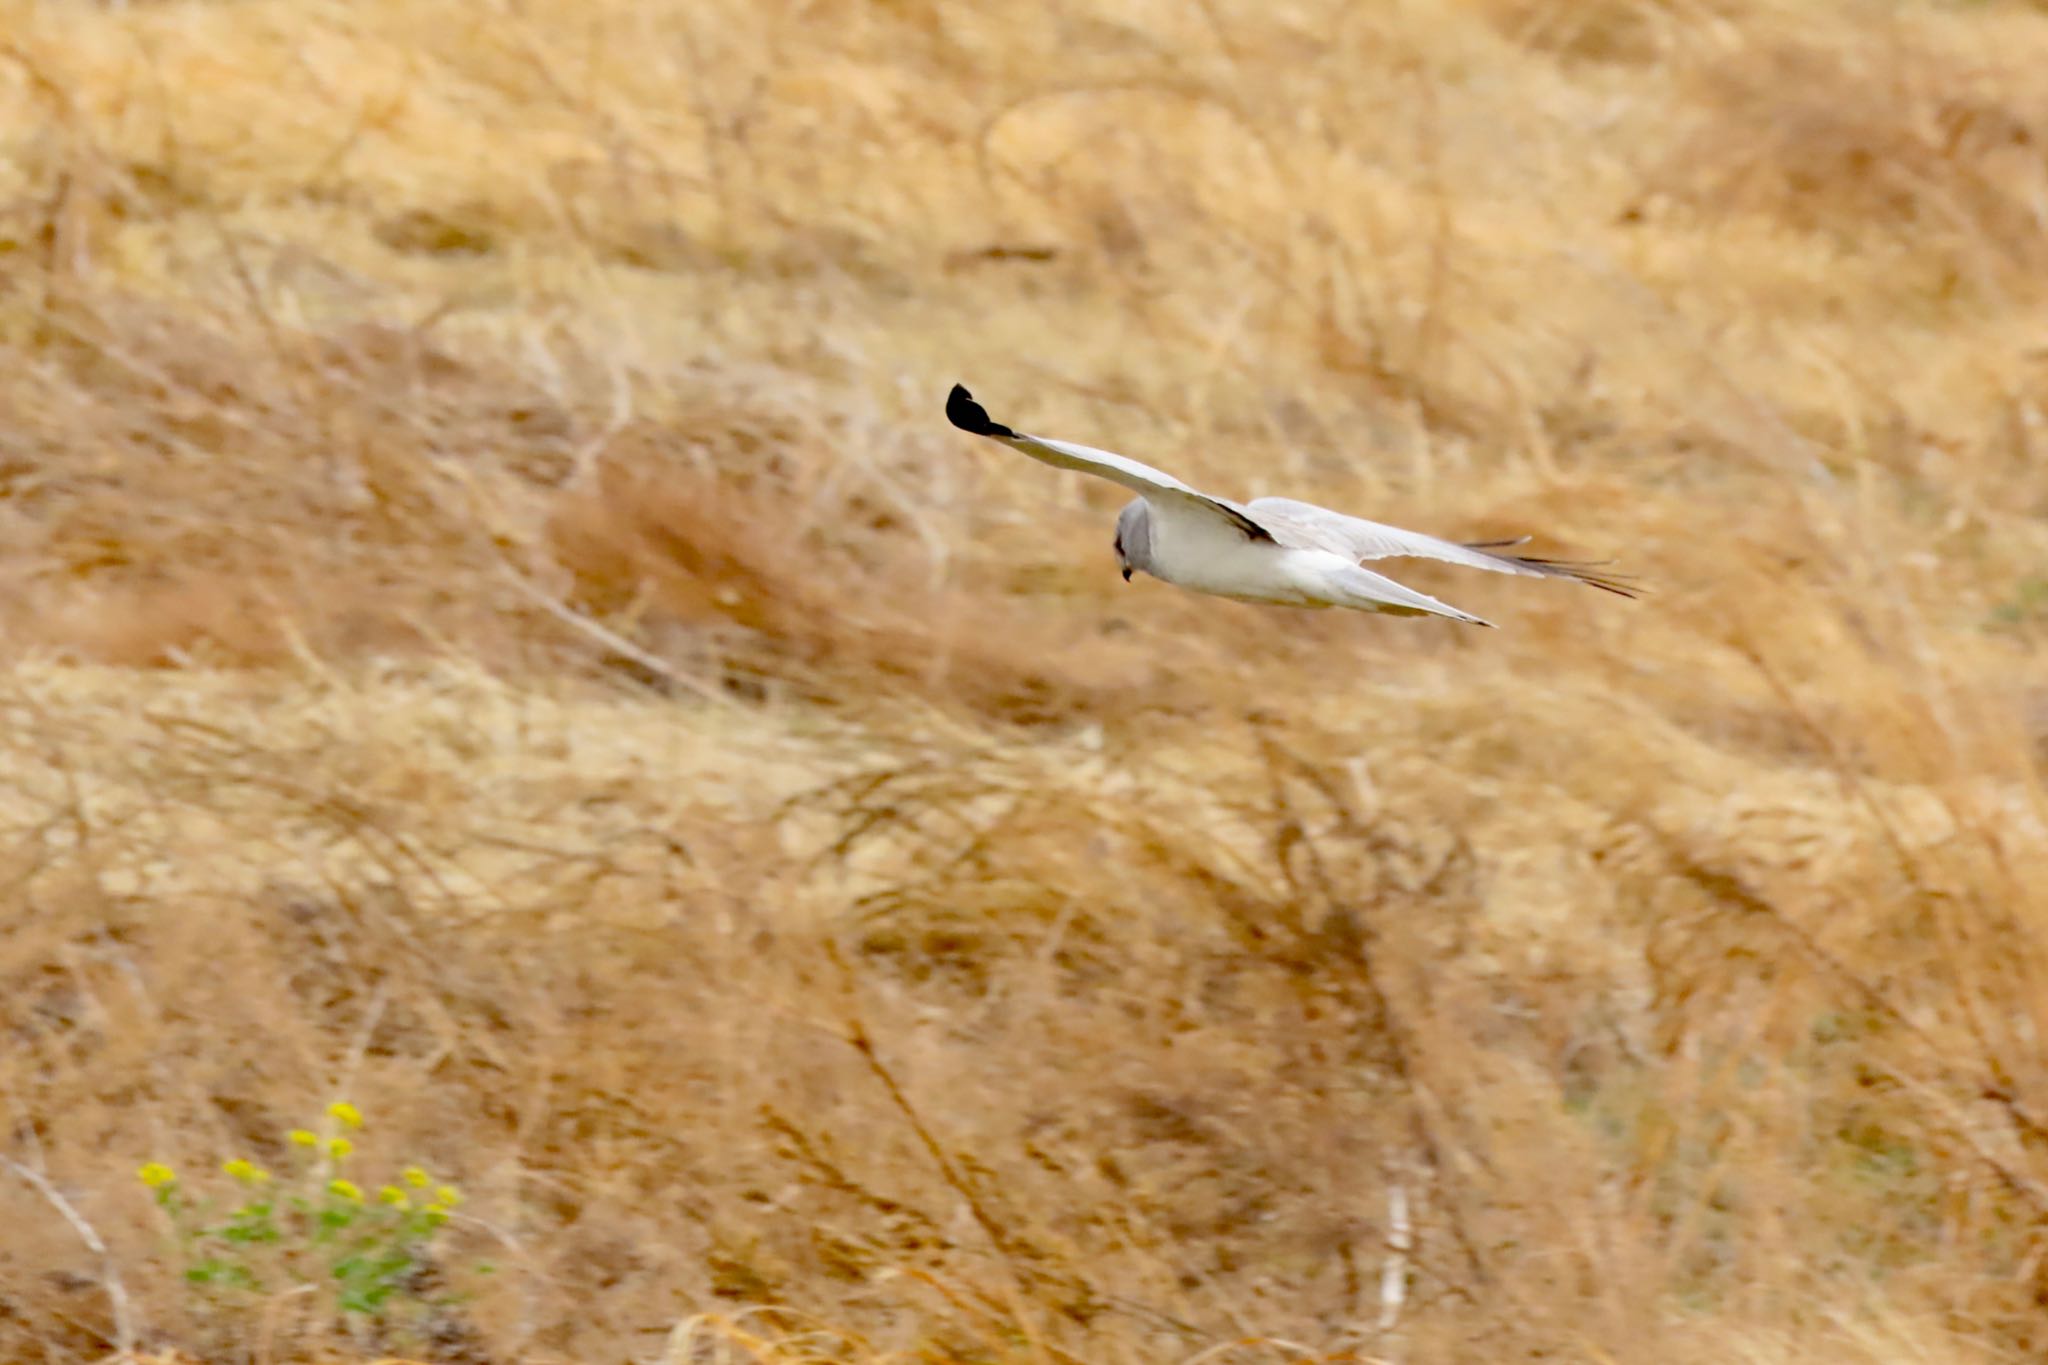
1317;562;1495;626
947;385;1273;543
1245;496;1636;597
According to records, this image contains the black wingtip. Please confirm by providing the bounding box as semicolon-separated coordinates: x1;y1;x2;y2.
946;383;1015;438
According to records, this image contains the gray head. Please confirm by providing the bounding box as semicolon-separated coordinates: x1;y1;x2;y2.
1112;499;1152;582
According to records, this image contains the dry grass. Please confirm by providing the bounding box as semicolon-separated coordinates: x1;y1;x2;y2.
4;0;2048;1360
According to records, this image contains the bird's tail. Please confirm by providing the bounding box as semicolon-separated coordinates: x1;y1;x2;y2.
1325;564;1495;627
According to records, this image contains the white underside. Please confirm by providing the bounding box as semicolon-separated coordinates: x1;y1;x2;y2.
1139;497;1490;625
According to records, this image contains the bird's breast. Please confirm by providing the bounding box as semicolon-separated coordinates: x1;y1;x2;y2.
1145;511;1314;605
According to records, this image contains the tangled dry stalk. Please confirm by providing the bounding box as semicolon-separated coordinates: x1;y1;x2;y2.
5;0;2048;1360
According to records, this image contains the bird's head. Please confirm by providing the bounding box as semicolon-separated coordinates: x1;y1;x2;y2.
1113;500;1149;583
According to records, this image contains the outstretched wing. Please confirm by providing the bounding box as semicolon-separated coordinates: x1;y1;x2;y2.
946;385;1273;543
1245;496;1637;597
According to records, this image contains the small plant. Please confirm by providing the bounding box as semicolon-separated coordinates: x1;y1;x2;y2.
1988;574;2048;631
138;1101;467;1337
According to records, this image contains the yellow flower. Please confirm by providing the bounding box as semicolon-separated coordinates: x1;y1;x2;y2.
423;1206;450;1225
288;1129;318;1147
402;1166;431;1188
326;1137;353;1161
221;1159;270;1184
327;1178;364;1203
326;1101;364;1129
378;1185;409;1208
137;1162;176;1189
434;1184;462;1207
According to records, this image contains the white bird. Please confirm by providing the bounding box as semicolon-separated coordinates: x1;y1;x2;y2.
946;384;1634;627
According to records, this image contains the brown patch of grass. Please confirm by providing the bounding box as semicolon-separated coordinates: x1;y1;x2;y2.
1476;0;1733;64
543;415;1192;724
1659;18;2048;294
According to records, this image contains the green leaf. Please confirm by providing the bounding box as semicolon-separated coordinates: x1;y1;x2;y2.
337;1280;398;1315
185;1259;261;1291
220;1203;281;1244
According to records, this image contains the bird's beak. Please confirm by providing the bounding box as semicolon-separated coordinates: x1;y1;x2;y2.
1121;566;1133;583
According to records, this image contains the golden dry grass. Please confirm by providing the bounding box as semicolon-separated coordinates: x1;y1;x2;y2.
5;0;2048;1360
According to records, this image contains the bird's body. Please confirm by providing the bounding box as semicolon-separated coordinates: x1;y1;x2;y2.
946;384;1633;627
1123;499;1303;604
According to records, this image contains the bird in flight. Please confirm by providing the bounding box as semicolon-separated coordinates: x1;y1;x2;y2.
945;384;1633;627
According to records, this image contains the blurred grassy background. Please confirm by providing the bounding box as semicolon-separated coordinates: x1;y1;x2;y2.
5;0;2048;1360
